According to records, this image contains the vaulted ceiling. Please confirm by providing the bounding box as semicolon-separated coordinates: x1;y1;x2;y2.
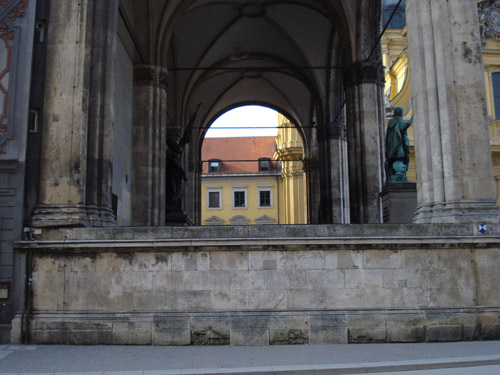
121;0;380;146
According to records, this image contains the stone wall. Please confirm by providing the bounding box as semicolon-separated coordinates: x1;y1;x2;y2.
12;224;500;345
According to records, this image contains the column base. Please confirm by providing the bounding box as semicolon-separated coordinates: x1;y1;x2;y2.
30;204;116;228
413;200;500;224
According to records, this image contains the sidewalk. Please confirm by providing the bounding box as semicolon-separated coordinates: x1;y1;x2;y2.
0;341;499;375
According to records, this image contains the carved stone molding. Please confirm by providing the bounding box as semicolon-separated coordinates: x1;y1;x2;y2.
343;61;384;87
133;65;168;90
0;0;29;149
478;0;500;41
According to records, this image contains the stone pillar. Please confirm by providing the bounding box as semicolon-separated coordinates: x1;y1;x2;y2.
31;0;119;227
85;0;119;226
132;65;168;226
344;61;385;223
328;124;350;223
407;0;500;223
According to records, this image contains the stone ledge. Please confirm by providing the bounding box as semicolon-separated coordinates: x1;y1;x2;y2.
13;308;500;345
19;223;500;243
15;235;500;252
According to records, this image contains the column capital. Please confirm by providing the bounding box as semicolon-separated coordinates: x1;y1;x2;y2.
343;61;384;87
134;65;168;90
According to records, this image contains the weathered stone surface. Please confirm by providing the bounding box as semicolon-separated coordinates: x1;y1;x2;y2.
152;317;190;345
113;320;152;345
14;229;500;345
191;317;230;345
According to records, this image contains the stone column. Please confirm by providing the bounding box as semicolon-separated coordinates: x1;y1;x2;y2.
407;0;500;223
31;0;119;227
85;0;119;226
131;65;168;226
344;61;385;223
328;124;350;223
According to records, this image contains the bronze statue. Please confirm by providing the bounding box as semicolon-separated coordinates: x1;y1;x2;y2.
385;107;413;183
166;103;201;213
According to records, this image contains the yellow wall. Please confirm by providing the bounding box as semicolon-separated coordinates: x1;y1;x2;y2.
201;176;280;225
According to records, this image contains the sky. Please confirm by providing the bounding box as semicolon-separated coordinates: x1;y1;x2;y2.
205;105;278;138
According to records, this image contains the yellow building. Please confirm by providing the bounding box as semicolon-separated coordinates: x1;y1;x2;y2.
382;0;500;205
201;117;308;225
201;136;281;225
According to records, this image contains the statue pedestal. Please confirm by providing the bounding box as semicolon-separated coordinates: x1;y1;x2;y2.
380;183;417;223
165;213;194;226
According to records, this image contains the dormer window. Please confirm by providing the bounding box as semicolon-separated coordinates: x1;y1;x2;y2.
208;159;222;173
258;158;271;172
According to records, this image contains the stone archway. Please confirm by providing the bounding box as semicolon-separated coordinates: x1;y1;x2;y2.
28;0;390;227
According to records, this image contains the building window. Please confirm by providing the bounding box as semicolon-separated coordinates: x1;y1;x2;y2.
258;158;271;172
259;190;271;207
493;73;500;120
208;159;222;173
28;109;39;133
232;186;247;208
207;187;222;209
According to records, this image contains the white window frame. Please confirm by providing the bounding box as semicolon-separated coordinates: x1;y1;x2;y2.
206;186;222;209
257;186;273;208
232;185;247;209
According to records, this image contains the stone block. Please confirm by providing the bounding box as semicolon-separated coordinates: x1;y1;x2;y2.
171;291;212;311
345;269;383;289
309;314;347;344
387;326;426;342
337;250;363;269
211;291;248;310
383;268;422;289
477;267;500;305
364;287;403;308
347;314;386;343
287;289;327;309
112;320;152;345
286;250;324;269
133;253;170;272
386;313;425;342
402;250;438;269
230;270;268;290
248;225;287;238
152;271;192;291
480;324;500;340
171;252;208;271
230;327;269;346
210;251;248;271
249;251;286;270
325;288;366;309
248;290;287;310
268;270;307;290
270;328;308;345
133;291;172;310
191;317;230;345
425;311;463;327
231;317;270;346
426;325;463;342
324;252;338;269
363;250;401;269
307;269;344;289
152;317;191;345
189;271;231;291
402;288;430;307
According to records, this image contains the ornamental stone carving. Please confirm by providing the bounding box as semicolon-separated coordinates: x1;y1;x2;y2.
478;0;500;42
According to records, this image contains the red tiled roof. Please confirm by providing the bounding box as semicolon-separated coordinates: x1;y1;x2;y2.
201;136;277;174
